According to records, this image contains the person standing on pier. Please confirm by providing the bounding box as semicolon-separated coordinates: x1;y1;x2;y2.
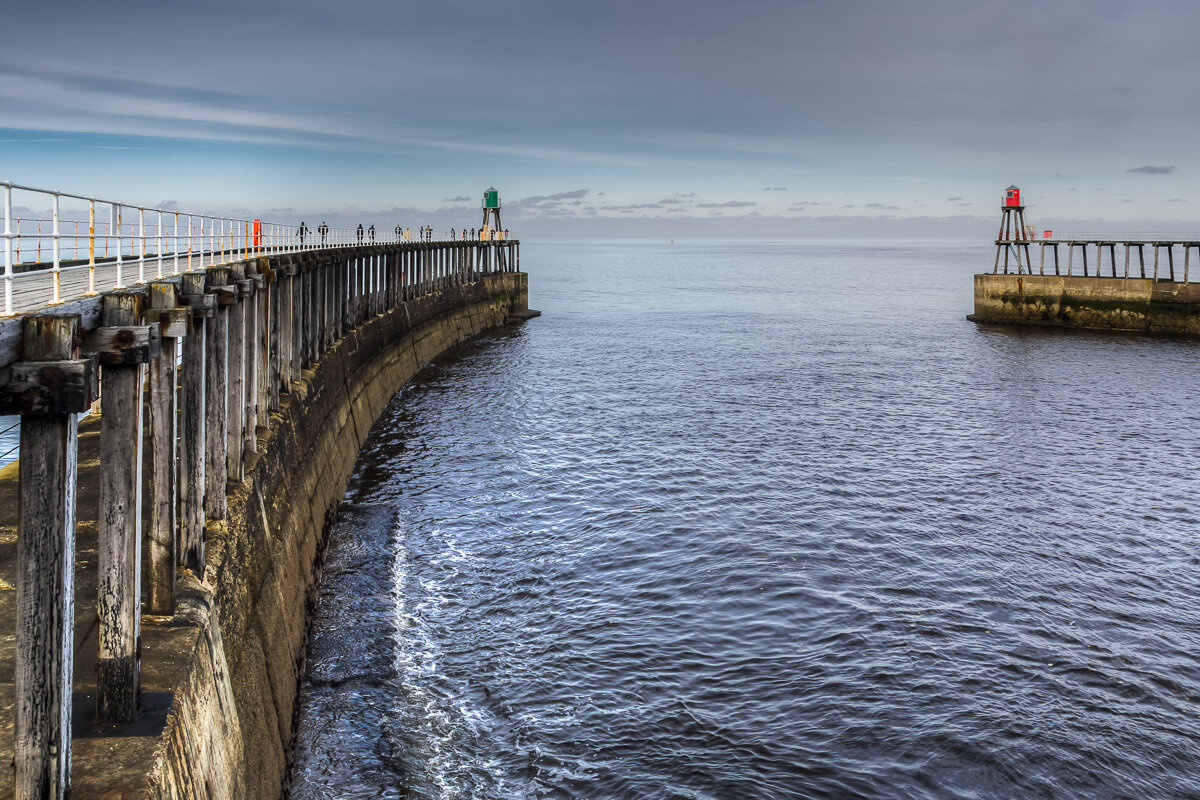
368;224;375;243
395;223;402;241
451;227;456;239
299;221;308;244
318;221;328;245
356;224;364;244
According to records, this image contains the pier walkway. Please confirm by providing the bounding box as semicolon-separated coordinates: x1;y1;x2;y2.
0;181;531;799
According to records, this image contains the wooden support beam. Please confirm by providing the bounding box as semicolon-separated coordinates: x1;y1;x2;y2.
236;277;257;460
268;264;281;412
144;281;188;616
256;262;272;426
225;268;247;485
96;290;147;722
178;273;210;572
204;267;229;520
3;315;90;800
291;262;302;380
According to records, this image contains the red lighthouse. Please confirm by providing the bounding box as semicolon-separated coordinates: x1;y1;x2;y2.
994;185;1033;274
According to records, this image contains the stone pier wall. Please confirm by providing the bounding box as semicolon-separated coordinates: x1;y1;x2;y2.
970;274;1200;335
160;271;528;799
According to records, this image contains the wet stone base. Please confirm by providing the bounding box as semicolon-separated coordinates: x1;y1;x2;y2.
969;273;1200;336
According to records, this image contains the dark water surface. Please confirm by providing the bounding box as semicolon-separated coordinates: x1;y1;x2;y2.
288;241;1200;800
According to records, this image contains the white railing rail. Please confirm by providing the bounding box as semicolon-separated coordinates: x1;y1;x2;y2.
1;180;515;316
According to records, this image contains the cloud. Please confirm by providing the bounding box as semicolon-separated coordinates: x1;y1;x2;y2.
1128;165;1176;175
1164;198;1185;203
695;200;756;208
444;195;470;202
946;196;963;201
864;202;900;210
762;186;787;191
520;188;591;205
657;198;688;204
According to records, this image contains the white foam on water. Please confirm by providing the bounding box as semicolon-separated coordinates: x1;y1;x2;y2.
388;514;531;799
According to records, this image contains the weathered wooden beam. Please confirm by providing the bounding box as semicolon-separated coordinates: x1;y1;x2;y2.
11;314;89;800
268;265;282;409
254;261;271;427
291;261;302;380
85;324;161;366
204;267;229;520
145;281;186;616
97;290;146;722
179;272;209;572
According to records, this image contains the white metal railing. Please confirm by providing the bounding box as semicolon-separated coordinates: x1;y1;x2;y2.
1038;231;1200;242
1;181;515;316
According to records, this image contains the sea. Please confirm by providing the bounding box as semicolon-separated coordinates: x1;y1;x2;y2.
286;240;1200;800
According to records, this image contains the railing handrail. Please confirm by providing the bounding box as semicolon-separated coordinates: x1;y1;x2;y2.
1;180;515;315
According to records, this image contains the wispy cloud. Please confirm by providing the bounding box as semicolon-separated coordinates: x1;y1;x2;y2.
1128;165;1176;175
762;186;787;191
696;200;756;208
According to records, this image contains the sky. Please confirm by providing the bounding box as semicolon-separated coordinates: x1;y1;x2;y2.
2;0;1200;238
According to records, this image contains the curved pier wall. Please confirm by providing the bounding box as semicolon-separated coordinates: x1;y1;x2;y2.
971;274;1200;334
156;271;527;799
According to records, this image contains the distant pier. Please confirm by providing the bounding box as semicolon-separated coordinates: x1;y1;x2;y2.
970;187;1200;335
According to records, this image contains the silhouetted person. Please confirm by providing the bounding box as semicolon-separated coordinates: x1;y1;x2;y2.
395;224;402;240
318;221;328;244
450;228;456;239
299;221;308;244
356;223;364;244
368;224;375;243
470;228;476;239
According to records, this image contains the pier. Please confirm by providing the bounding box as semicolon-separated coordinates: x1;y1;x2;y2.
970;187;1200;334
0;182;533;799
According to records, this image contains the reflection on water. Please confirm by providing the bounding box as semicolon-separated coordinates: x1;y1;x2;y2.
288;241;1200;800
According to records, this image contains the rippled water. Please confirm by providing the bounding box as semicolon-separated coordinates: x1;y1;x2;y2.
287;241;1200;800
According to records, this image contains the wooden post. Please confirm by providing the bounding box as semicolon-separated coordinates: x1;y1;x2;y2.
3;315;94;800
256;263;271;427
1153;244;1160;281
225;264;246;485
268;262;282;410
145;281;189;615
179;272;212;571
239;272;258;457
205;267;233;520
279;261;294;391
291;261;303;378
96;290;159;722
